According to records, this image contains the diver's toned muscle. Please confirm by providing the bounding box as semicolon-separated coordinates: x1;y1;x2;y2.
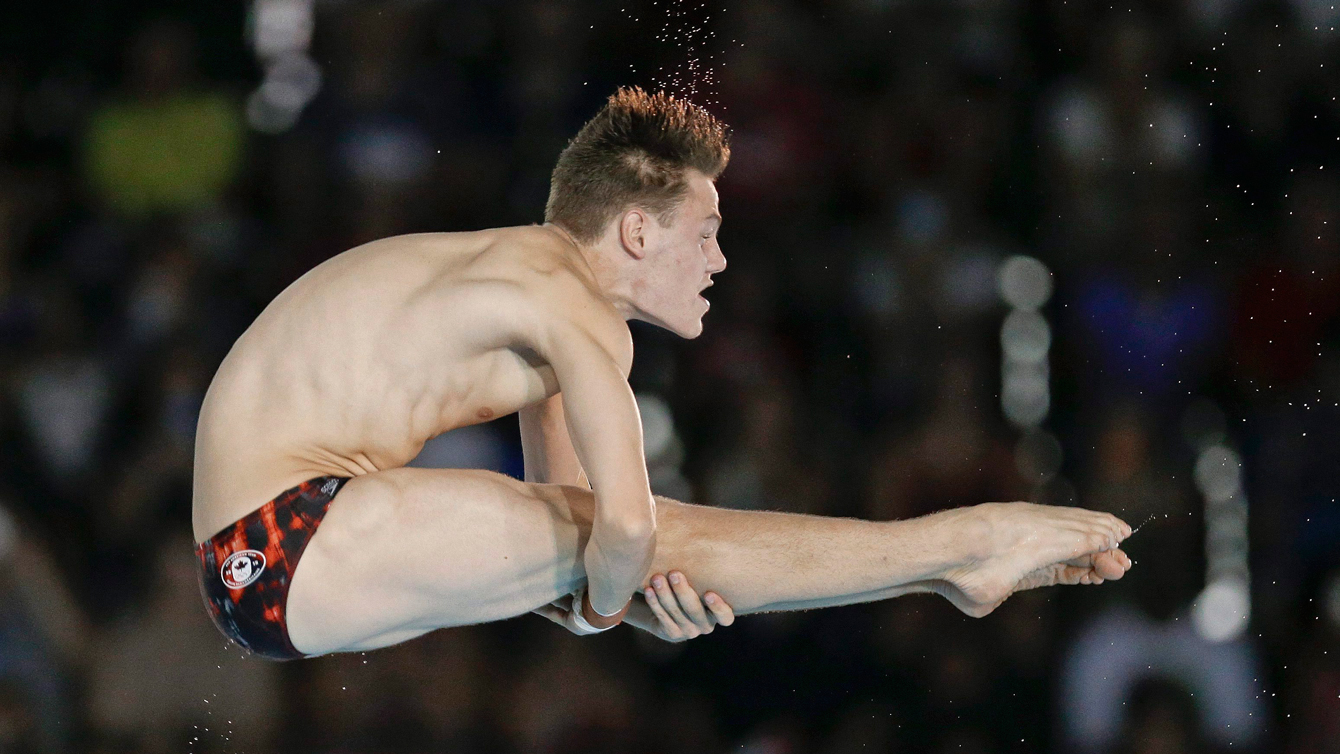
193;88;1131;661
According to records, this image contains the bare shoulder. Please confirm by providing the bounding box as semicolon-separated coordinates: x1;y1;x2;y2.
456;226;632;372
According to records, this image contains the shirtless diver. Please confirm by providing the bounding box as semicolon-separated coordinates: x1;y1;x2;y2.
192;87;1133;660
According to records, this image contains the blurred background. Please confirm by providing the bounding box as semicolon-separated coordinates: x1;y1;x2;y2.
0;0;1337;752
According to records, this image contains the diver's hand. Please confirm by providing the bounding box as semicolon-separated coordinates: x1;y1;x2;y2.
625;570;735;642
532;588;625;636
532;571;734;639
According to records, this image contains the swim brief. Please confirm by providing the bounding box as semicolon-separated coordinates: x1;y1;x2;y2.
195;475;350;660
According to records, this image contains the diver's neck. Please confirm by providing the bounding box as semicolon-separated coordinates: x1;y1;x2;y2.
541;222;640;320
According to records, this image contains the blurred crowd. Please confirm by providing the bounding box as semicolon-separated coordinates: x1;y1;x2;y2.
0;0;1338;752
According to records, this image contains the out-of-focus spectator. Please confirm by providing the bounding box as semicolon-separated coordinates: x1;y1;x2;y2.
655;692;728;754
0;500;88;753
1061;196;1226;404
0;172;39;355
288;625;498;753
86;532;279;753
817;699;901;754
9;283;113;501
495;630;651;753
991;592;1059;746
1231;173;1340;389
1039;12;1204;265
1059;604;1266;753
866;356;1024;521
1079;404;1199;616
1281;569;1340;753
120;229;200;350
1112;678;1206;754
0;679;42;754
82;19;244;218
92;344;203;615
732;716;810;754
702;376;832;515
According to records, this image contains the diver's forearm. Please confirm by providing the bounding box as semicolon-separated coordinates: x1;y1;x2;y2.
583;516;656;617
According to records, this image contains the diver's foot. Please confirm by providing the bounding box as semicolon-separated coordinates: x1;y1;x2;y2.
936;502;1132;617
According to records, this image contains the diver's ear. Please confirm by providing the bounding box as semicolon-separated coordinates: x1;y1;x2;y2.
619;209;650;260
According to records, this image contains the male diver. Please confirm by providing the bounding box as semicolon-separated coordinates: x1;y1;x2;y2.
192;88;1131;660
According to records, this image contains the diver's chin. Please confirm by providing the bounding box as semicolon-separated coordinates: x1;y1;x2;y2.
639;301;708;339
668;312;706;340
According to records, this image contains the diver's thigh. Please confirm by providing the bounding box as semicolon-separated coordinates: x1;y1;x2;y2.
286;467;590;655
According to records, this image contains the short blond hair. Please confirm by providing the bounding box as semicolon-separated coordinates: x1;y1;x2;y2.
545;87;731;244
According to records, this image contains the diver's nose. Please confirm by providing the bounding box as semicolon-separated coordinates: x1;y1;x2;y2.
707;243;726;274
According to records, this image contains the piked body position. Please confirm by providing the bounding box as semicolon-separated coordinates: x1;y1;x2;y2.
192;88;1132;660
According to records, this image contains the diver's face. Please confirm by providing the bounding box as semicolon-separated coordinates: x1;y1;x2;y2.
637;171;726;338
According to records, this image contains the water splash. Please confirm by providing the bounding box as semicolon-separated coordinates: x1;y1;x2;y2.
618;0;735;109
1128;511;1194;535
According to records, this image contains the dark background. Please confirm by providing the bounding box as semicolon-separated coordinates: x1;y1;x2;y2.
0;0;1337;752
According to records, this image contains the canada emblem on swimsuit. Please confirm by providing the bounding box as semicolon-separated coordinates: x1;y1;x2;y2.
221;550;266;589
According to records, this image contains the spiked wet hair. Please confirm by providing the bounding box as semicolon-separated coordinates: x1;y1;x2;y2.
544;87;730;244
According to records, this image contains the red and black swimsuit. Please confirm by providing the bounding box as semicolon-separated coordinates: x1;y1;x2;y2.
195;476;350;660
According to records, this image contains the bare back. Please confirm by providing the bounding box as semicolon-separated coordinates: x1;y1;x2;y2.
192;226;629;542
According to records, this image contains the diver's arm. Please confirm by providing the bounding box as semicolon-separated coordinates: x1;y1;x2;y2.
539;324;655;625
